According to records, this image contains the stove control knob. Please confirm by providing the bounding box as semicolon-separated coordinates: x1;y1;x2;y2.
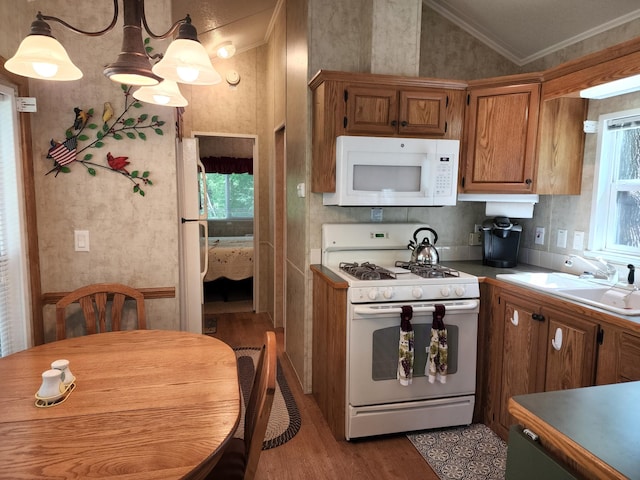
440;287;451;297
383;287;394;299
412;287;423;299
368;288;379;300
455;286;466;297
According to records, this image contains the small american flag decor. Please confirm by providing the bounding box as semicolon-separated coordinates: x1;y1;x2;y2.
48;136;77;166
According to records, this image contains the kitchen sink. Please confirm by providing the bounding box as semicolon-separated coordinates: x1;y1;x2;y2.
554;287;640;316
497;272;640;316
495;272;604;290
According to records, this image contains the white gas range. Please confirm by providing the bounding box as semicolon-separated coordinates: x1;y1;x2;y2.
321;223;480;440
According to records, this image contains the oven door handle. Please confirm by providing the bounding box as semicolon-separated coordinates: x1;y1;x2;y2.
353;299;479;315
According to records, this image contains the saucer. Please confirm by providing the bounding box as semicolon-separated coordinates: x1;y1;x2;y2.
35;381;76;408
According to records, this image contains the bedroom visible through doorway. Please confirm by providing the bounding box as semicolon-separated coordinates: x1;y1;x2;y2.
196;133;256;315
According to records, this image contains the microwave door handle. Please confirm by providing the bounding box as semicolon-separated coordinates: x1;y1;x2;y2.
353;299;479;315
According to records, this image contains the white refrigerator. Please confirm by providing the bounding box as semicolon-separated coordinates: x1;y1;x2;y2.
177;138;209;334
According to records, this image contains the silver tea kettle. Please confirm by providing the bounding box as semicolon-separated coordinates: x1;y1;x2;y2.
407;227;439;264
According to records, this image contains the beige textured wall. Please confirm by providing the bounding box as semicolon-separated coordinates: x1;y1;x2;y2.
285;0;310;388
0;1;24;55
184;50;261;135
419;6;520;79
308;0;373;76
6;0;179;341
371;0;422;76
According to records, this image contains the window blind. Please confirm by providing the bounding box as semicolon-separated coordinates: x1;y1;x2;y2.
0;85;29;356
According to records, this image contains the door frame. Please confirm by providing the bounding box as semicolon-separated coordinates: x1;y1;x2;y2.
190;131;258;312
274;125;286;329
0;57;43;346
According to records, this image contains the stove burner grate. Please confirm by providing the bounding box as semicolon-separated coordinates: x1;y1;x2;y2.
339;262;396;280
395;261;460;278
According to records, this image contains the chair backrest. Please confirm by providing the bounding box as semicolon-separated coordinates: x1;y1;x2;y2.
243;330;277;480
55;283;146;340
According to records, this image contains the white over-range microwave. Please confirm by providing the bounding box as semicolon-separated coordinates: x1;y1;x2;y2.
323;135;460;207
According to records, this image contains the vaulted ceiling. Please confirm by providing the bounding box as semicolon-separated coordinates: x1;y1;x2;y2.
176;0;640;66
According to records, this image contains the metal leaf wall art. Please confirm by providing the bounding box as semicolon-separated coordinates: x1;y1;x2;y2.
45;84;165;196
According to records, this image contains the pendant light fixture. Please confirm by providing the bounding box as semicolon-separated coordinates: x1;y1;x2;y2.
4;0;221;99
133;80;188;107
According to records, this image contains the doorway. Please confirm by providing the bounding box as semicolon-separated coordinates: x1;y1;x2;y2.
194;133;257;315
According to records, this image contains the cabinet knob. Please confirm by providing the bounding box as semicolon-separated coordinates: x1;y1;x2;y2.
400;120;408;127
525;178;533;185
391;120;397;126
532;313;545;322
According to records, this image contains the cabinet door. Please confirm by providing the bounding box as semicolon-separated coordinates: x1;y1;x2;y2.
398;90;447;136
618;331;640;382
497;292;547;437
344;85;398;135
544;309;597;391
463;83;540;193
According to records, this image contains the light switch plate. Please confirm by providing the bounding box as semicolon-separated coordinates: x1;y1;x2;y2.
573;231;585;250
557;229;568;248
74;230;90;252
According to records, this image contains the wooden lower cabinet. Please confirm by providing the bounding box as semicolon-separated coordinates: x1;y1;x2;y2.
544;309;597;391
489;289;547;439
311;265;348;440
596;324;640;384
485;284;598;440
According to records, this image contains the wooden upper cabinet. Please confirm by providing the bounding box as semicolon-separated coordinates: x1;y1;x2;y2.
344;86;448;136
309;70;467;193
536;95;588;195
462;80;541;193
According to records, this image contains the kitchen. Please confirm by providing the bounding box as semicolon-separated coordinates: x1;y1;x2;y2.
2;0;640;477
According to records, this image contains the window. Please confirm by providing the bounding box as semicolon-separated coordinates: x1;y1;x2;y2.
590;108;640;261
204;173;254;219
0;83;31;356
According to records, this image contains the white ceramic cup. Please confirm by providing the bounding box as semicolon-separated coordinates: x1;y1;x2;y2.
37;369;64;399
51;358;75;386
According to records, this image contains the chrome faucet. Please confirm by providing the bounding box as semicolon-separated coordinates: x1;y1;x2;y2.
564;255;618;282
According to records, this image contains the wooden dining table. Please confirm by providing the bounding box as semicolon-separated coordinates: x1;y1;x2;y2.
0;329;240;479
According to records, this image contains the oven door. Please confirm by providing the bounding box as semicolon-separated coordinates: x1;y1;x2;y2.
348;299;478;407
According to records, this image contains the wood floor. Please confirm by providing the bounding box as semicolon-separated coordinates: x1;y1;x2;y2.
210;311;440;480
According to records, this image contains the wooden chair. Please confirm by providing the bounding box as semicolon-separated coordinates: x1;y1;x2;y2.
208;331;277;480
55;283;146;340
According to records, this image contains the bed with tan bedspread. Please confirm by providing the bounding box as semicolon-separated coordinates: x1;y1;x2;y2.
205;236;254;282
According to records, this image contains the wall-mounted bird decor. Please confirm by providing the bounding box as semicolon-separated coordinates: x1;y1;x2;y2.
45;85;163;196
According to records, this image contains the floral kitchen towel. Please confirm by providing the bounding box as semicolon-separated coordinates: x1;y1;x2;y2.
427;304;448;384
398;305;415;386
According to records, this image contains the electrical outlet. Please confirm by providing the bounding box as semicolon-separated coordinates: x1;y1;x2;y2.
474;224;483;233
469;232;482;246
535;227;545;245
573;231;585;250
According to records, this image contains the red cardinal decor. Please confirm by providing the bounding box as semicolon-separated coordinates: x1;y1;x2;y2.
107;152;130;174
44;85;163;196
